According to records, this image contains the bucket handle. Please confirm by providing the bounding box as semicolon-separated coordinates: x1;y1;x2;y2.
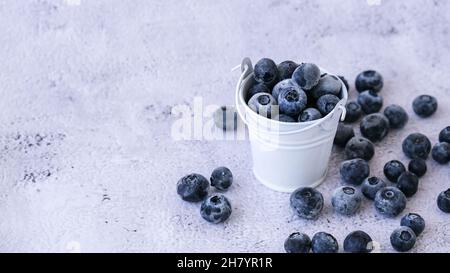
234;58;347;135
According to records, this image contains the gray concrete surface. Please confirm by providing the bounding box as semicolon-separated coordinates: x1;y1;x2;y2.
0;0;449;252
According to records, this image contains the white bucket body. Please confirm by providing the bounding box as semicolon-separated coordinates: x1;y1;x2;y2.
236;58;348;192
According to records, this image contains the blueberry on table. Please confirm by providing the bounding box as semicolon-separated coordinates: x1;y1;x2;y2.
383;104;409;129
357;90;383;114
361;176;387;200
277;60;299;80
290;187;324;220
343;231;374;253
210;167;233;191
247;82;270;102
272;79;299;103
344;136;375;161
437;189;450;213
439;126;450;143
334;123;355;148
402;133;432;160
396;172;419;197
412;95;438;118
177;174;209;202
390;227;416;252
292;63;321;91
311;232;339;253
401;213;425;236
284;232;311;253
248;93;277;118
316;94;340;116
344;101;362;123
360;113;390;142
311;74;342;99
408;159;427;177
431;142;450;164
374;187;407;217
254;58;279;87
332;186;362;216
272;114;296;123
340;159;370;186
383;160;406;182
338;75;349;91
200;195;232;224
278;87;308;117
299;108;322;122
355;70;383;93
214;106;238;131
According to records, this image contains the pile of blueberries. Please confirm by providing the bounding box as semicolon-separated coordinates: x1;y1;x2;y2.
177;167;234;224
287;68;450;253
246;58;345;122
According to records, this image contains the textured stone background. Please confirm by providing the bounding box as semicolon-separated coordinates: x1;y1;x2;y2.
0;0;449;253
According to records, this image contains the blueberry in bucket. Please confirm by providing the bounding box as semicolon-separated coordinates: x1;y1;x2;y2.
316;94;340;116
290;187;324;220
200;195;232;224
248;93;277;118
273;114;296;123
355;70;383;93
338;75;349;91
254;58;279;87
292;63;321;91
299;108;322;122
278;87;307;117
272;79;298;102
247;82;270;102
177;173;209;202
278;60;299;80
311;74;342;99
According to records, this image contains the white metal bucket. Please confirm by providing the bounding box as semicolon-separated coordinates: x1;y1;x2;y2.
235;58;348;192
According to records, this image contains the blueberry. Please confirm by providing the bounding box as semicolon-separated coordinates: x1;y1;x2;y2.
316;94;340;116
344;101;362;123
374;187;407;217
290;187;324;220
248;93;277;118
412;95;438;118
254;58;279;87
292;63;321;91
177;174;209;202
344;137;375;161
437;189;450;213
343;231;374;253
439;126;450;143
278;60;299;80
278;87;308;117
357;90;383;114
334;123;355;148
311;74;342;99
390;227;416;252
214;106;238;131
299;108;322;122
340;159;370;186
311;232;339;253
338;75;349;91
396;172;419;197
408;159;427;177
361;176;387;200
272;114;296;123
200;195;232;224
401;213;425;236
284;232;311;253
360;113;390;142
355;70;383;93
210;167;233;191
402;133;432;160
247;82;270;102
431;142;450;164
383;104;409;129
272;79;299;102
332;186;362;216
383;160;406;182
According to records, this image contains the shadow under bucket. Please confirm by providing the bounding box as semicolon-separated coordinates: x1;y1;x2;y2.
235;58;348;192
